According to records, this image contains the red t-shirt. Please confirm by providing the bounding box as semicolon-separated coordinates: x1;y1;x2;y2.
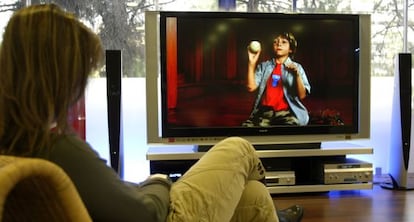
261;63;289;111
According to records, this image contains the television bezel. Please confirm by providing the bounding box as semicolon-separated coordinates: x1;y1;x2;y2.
145;11;371;146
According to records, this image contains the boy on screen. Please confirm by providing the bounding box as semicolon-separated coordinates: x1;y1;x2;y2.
243;32;311;127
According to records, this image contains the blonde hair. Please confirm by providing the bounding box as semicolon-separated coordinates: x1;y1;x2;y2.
0;4;104;155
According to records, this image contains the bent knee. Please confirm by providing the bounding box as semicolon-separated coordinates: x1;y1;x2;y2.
221;137;254;151
240;180;273;205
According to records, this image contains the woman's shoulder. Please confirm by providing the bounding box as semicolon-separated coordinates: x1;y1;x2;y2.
54;134;96;152
43;133;103;163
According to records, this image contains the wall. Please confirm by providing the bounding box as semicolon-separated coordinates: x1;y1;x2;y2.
85;76;394;183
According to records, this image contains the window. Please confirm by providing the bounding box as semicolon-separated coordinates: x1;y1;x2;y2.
2;0;411;77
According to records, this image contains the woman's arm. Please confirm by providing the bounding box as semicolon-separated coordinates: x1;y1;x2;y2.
45;134;171;222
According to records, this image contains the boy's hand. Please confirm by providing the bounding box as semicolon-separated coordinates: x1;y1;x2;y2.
247;46;261;65
285;63;299;76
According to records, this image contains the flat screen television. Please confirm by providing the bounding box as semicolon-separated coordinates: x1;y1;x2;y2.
145;11;371;149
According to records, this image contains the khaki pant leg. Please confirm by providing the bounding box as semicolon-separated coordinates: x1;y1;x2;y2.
167;137;276;222
230;181;278;222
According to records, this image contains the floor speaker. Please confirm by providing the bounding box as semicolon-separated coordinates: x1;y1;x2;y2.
384;53;414;189
106;50;124;177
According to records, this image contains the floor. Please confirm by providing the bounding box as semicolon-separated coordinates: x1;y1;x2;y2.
272;183;414;222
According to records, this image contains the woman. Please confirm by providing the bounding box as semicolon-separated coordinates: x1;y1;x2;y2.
0;4;302;222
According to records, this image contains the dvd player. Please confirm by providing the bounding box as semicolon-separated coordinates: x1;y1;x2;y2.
322;158;373;184
265;171;295;186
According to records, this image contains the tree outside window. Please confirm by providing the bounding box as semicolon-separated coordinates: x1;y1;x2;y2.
0;0;413;77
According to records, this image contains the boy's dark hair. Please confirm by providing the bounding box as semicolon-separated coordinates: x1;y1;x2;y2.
276;32;297;58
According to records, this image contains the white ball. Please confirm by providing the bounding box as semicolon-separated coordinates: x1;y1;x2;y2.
249;41;261;53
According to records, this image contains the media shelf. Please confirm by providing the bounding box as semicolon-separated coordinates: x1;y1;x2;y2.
146;142;373;194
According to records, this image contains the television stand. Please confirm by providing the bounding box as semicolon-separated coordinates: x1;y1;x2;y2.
196;142;322;152
147;142;373;194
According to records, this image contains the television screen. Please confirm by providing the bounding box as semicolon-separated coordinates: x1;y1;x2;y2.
145;11;371;147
